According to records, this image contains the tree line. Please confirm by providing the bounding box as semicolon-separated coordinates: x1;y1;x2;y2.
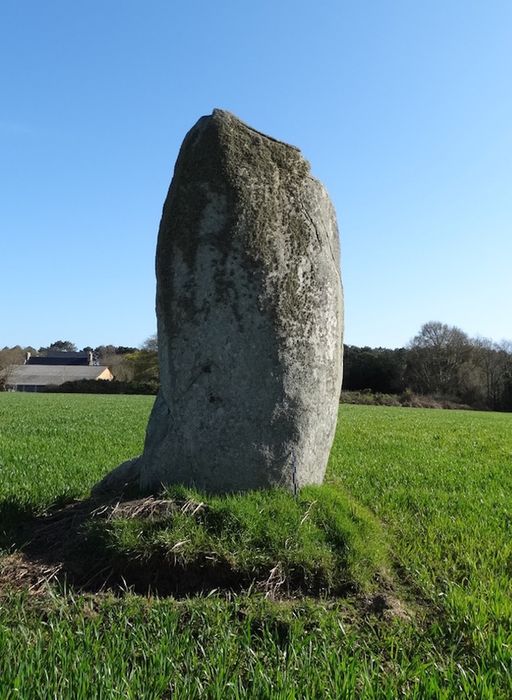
2;322;512;410
344;321;512;411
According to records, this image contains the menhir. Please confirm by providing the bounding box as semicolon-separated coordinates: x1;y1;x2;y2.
93;109;343;496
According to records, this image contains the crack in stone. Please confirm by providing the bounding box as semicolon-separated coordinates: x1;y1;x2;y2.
300;198;341;284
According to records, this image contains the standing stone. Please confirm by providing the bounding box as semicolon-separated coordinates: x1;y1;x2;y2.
94;109;343;496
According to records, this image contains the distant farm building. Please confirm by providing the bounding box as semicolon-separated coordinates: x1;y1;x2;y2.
4;351;113;392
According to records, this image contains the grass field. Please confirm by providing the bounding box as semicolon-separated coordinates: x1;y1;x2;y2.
0;393;511;698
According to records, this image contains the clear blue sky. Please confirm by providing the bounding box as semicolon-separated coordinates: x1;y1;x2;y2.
1;1;511;350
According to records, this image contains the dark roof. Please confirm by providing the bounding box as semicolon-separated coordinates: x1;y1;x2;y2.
28;357;89;366
46;351;89;358
28;351;92;366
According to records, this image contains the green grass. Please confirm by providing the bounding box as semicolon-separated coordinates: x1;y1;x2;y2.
1;395;511;698
0;393;152;514
81;484;386;595
331;406;512;615
329;405;512;697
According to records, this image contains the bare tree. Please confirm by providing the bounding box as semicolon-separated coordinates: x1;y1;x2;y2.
407;321;471;396
141;334;158;352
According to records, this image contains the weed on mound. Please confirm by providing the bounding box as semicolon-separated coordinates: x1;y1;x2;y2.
5;485;388;598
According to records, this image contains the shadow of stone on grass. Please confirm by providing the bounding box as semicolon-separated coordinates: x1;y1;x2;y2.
1;496;229;596
0;495;328;598
0;495;419;627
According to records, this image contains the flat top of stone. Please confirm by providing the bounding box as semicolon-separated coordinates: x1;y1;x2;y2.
210;108;301;152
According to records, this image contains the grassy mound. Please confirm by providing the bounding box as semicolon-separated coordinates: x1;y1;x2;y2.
7;485;388;597
79;485;387;596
